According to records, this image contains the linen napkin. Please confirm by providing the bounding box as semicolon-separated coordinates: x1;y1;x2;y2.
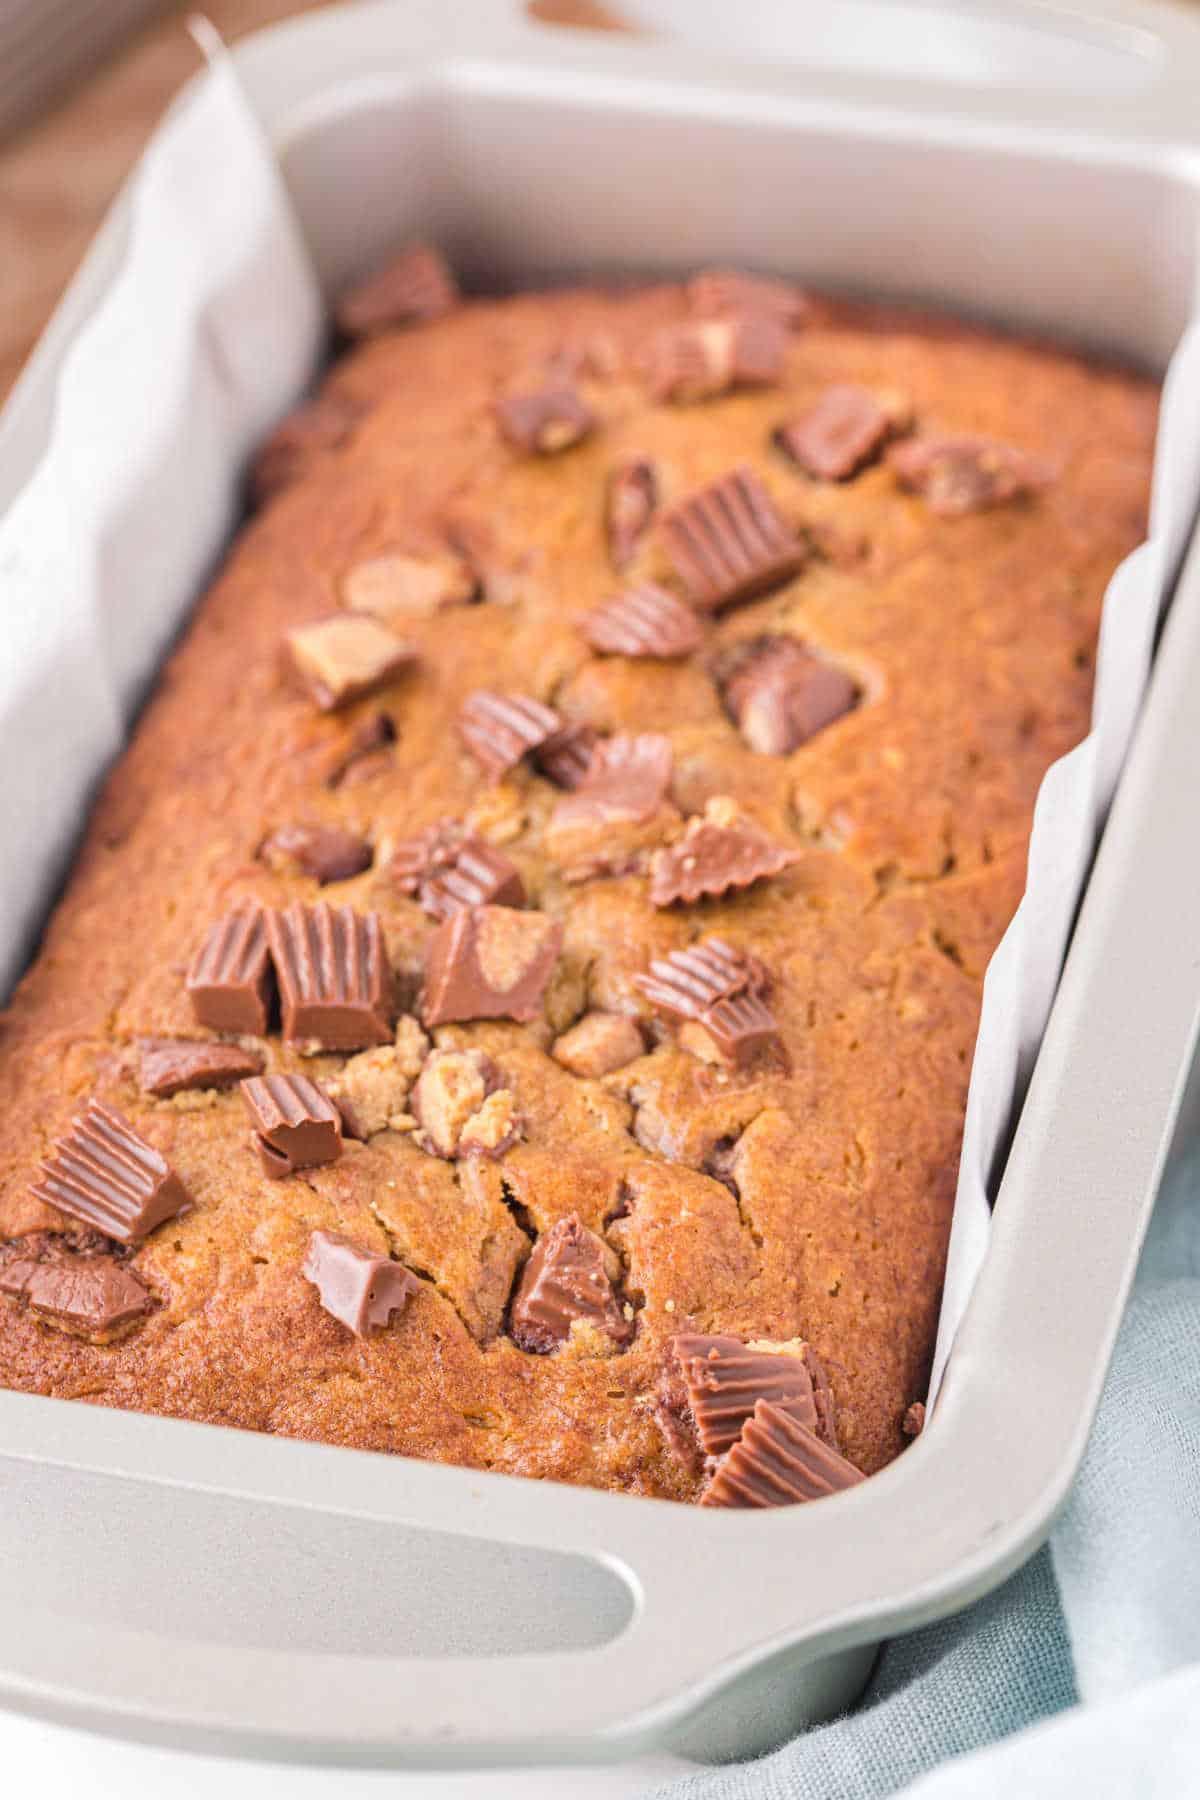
658;1127;1200;1799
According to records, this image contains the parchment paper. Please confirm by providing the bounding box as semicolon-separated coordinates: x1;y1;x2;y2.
0;40;1197;1409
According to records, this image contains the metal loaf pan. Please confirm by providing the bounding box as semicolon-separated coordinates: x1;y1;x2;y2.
3;0;1200;1769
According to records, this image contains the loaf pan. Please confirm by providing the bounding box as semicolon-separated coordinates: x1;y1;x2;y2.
2;0;1200;1768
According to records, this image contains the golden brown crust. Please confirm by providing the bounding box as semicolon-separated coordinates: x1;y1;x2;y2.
0;280;1157;1498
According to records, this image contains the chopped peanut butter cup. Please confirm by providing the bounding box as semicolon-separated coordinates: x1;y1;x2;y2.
643;313;787;404
535;723;599;791
888;432;1054;515
605;454;658;570
31;1102;193;1245
687;268;811;329
649;799;800;907
701;1399;864;1508
302;1230;419;1338
546;733;675;881
335;242;458;338
581;583;703;659
392;821;525;920
510;1214;633;1354
716;636;859;755
411;1048;521;1160
2;1250;154;1342
636;937;770;1022
139;1038;264;1099
458;690;562;779
341;550;478;621
285;617;415;712
187;902;275;1036
660;466;806;611
267;902;393;1051
421;905;562;1028
668;1333;835;1456
495;383;594;454
776;384;910;481
261;823;373;885
552;1012;644;1079
241;1073;343;1178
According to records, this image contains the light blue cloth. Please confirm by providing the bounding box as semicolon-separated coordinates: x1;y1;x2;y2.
660;1136;1200;1799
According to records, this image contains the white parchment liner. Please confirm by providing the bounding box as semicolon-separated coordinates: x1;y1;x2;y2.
1;46;1198;1410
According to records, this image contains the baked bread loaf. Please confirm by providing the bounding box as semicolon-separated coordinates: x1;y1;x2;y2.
0;248;1157;1502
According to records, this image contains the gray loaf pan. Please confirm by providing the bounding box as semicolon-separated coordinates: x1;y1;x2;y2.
2;0;1200;1769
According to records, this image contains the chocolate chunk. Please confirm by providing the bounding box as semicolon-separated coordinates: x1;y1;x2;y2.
392;820;525;920
302;1229;419;1338
267;902;393;1051
139;1038;265;1098
776;384;910;481
679;990;784;1070
495;383;594;454
660;466;806;611
31;1101;193;1245
421;905;562;1028
649;797;800;906
251;395;360;505
605;454;657;570
510;1214;632;1354
285;616;415;712
701;1399;864;1508
335;242;458;338
581;584;703;659
241;1073;343;1177
716;635;859;754
24;1256;153;1340
644;313;787;404
458;690;562;779
669;1334;831;1456
887;433;1054;515
534;723;599;790
687;268;811;329
411;1048;520;1160
552;732;672;828
552;1012;644;1078
635;936;770;1024
341;550;478;620
0;1255;39;1298
187;902;275;1036
319;710;396;789
903;1401;926;1437
262;823;373;885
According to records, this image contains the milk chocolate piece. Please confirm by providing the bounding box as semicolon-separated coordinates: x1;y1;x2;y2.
888;432;1054;515
421;905;562;1028
241;1073;343;1177
670;1333;831;1456
495;383;594;454
605;454;657;569
701;1399;864;1507
320;710;396;789
636;937;770;1023
458;690;562;778
187;903;275;1035
302;1229;419;1338
31;1102;193;1245
139;1038;264;1098
267;903;393;1050
581;584;703;659
551;732;672;828
335;242;458;338
262;823;373;884
392;821;525;920
660;466;806;611
678;991;784;1070
341;550;478;620
285;617;415;712
552;1012;644;1079
717;636;859;755
510;1214;632;1354
534;723;599;790
687;268;811;329
23;1256;153;1340
649;799;800;907
644;313;787;404
251;395;360;504
776;385;910;481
